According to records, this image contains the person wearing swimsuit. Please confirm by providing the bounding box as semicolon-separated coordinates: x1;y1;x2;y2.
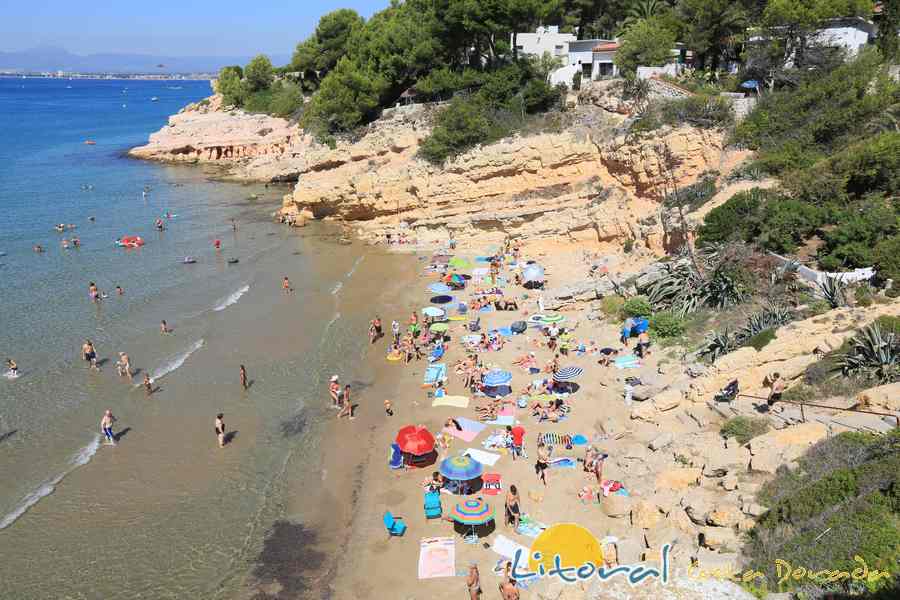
100;410;117;446
82;340;99;371
215;414;226;448
466;562;482;599
505;485;521;530
535;442;550;486
6;358;18;376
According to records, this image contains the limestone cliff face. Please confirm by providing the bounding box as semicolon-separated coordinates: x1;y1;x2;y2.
128;94;305;179
281;106;733;252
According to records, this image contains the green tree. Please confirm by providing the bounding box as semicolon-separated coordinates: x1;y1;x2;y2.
314;9;364;73
268;81;304;118
873;234;900;284
420;97;495;164
878;0;900;60
614;17;677;75
244;54;274;93
678;0;747;71
301;57;384;135
216;65;245;106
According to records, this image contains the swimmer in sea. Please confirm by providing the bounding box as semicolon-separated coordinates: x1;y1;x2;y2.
6;359;18;377
142;373;153;396
282;277;293;293
33;244;43;253
100;410;117;446
240;365;248;390
160;320;171;334
88;216;95;222
71;237;80;248
88;282;100;302
82;339;100;371
61;238;70;249
116;285;124;296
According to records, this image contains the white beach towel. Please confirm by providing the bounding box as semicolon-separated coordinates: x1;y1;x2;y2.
491;534;530;561
418;536;456;579
432;395;470;408
464;448;501;466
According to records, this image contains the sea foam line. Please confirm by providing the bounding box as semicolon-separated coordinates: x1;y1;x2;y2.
330;281;343;295
148;339;204;383
213;284;250;312
0;434;101;530
347;255;365;277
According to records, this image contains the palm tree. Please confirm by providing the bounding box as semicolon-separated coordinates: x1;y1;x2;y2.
618;0;667;34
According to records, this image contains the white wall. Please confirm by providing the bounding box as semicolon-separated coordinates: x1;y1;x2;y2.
813;25;871;56
549;65;580;88
513;27;575;59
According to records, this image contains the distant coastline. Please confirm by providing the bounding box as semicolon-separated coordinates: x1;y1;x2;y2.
0;72;214;81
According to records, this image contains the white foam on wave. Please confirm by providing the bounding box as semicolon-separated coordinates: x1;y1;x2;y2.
148;339;204;383
3;370;20;380
324;312;341;332
0;434;101;530
347;255;364;277
213;284;250;312
330;281;343;295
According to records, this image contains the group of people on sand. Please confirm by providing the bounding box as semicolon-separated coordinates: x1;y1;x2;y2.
328;375;355;420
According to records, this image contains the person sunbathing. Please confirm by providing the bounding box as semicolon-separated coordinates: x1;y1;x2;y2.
597;347;620;366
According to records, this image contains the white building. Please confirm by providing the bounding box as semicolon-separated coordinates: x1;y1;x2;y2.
512;26;575;60
814;17;876;56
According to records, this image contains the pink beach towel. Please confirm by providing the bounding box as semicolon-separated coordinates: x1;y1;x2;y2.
444;417;486;442
418;537;456;579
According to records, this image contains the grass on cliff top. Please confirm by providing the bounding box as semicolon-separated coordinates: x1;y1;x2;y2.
743;429;900;598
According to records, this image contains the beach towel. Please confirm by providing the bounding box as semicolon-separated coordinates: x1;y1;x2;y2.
516;516;547;538
482;473;502;495
432;395;470;408
498;405;515;417
497;326;513;337
549;457;577;468
444;417;485;442
424;363;447;385
464;448;501;466
485;415;515;426
491;534;530;562
418;537;456;579
538;432;573;447
614;355;641;370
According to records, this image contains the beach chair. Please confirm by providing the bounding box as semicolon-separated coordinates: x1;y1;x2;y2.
389;443;404;469
383;511;407;537
714;380;740;405
424;491;442;519
468;316;481;332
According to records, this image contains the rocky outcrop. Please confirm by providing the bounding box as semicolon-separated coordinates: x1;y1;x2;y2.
128;94;306;180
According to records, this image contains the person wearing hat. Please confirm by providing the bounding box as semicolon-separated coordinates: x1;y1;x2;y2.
328;375;342;408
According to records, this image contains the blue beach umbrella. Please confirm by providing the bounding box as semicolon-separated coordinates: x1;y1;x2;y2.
429;283;452;294
439;455;484;481
422;306;445;318
553;366;584;383
483;369;512;387
522;264;545;283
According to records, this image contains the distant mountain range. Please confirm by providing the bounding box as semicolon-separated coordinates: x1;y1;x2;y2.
0;46;291;74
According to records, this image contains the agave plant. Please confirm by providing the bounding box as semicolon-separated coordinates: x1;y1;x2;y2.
699;328;738;363
818;276;847;309
738;304;794;342
646;261;706;317
840;323;900;384
704;264;748;310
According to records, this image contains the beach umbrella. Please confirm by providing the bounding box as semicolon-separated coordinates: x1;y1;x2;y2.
428;283;452;294
439;455;484;481
540;314;565;324
483;369;512;387
396;425;436;456
449;274;465;284
430;295;453;304
450;497;495;526
553;366;584;383
422;306;445;318
522;264;545;283
429;322;449;333
448;257;472;270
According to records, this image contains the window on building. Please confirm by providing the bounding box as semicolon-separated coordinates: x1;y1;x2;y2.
582;63;592;77
554;45;565;55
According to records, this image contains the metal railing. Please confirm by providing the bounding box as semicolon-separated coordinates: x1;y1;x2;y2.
736;393;900;428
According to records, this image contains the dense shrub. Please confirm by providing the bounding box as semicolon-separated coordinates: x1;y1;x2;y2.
615;17;677;76
818;199;899;271
720;416;770;444
621;296;652;318
663;171;718;210
873;234;900;284
301;57;384;135
419;97;497;164
745;328;776;351
521;79;564;114
267;82;304;118
599;295;625;320
649;311;686;338
243;89;274;113
696;188;767;246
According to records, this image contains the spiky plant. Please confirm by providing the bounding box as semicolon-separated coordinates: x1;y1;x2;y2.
839;323;900;384
646;261;706;317
704;264;748;310
699;328;738;363
817;276;847;309
738;304;794;342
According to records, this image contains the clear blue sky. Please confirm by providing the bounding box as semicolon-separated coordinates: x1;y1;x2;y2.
0;0;387;56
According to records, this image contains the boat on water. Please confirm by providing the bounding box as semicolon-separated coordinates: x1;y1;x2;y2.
151;97;159;102
115;235;145;248
84;140;96;145
167;86;183;90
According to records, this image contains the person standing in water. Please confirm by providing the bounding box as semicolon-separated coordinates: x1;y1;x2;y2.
240;365;248;390
116;285;124;296
215;413;226;448
142;373;153;396
100;410;117;446
282;277;292;293
88;282;99;302
231;219;237;231
82;340;100;371
160;320;170;334
338;384;355;420
116;352;133;380
6;358;18;377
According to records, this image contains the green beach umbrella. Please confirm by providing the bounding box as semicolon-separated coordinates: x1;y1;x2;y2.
430;322;449;333
540;314;565;324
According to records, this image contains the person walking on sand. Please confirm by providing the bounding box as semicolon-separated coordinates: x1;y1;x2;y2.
215;413;226;448
391;319;401;345
142;373;153;396
82;340;100;371
100;410;117;446
466;562;482;600
505;485;521;530
535;441;550;486
240;365;248;390
282;276;292;293
338;384;355;420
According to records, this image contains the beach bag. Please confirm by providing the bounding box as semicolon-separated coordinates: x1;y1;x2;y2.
511;321;527;334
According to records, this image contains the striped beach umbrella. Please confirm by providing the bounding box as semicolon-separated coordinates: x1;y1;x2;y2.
553;366;584;383
428;283;452;294
483;369;512;387
450;498;495;525
540;314;565;324
439;455;484;481
422;306;445;317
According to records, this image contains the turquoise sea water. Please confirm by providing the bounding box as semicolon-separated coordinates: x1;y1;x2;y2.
0;77;390;599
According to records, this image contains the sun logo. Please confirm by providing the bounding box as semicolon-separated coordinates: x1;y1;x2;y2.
528;523;604;574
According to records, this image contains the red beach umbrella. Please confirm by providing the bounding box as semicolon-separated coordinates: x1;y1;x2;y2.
395;425;436;456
